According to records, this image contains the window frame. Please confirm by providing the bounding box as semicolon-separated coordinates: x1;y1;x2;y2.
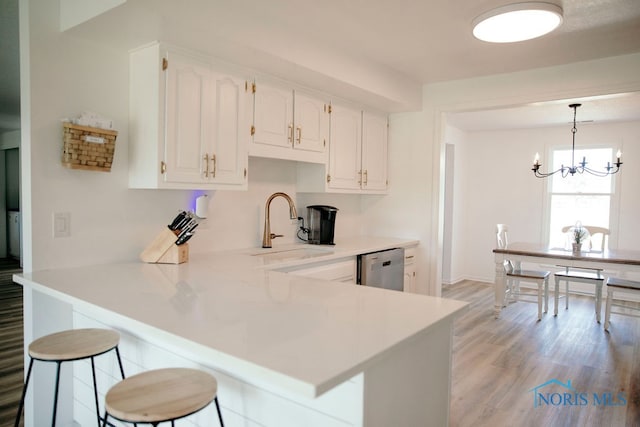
541;144;621;249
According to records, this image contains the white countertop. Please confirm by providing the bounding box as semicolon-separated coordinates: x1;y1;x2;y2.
14;236;467;398
198;235;420;270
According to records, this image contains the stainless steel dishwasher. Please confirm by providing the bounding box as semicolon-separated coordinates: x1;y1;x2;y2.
357;248;405;291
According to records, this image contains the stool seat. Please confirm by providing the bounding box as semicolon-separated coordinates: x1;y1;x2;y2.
606;277;640;290
16;328;125;427
104;368;219;425
29;328;120;361
508;269;550;280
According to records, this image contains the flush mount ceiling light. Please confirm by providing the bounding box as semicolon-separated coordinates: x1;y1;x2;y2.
472;2;563;43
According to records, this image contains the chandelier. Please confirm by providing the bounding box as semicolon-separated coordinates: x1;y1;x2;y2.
532;103;623;178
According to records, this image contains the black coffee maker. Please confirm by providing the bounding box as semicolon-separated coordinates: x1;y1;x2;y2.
307;205;338;245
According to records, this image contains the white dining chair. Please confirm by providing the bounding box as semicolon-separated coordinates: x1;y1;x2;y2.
603;277;640;331
561;225;610;252
554;225;610;322
496;224;550;320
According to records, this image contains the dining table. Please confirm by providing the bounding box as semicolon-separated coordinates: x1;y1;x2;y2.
493;243;640;318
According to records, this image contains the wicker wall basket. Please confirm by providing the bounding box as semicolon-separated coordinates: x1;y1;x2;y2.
62;122;117;172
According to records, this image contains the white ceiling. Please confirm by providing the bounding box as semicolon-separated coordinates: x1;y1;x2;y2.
2;0;640;131
447;92;640;131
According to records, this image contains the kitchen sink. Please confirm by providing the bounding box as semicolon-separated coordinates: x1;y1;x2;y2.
250;247;334;262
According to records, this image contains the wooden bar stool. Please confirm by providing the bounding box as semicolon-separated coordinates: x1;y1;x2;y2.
102;367;224;426
15;328;125;427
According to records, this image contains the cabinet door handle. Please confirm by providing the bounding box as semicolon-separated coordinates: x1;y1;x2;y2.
296;127;302;144
358;169;362;185
363;170;368;186
203;153;209;178
288;124;293;145
211;154;216;178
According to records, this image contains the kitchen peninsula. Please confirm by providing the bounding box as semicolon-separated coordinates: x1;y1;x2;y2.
15;237;467;427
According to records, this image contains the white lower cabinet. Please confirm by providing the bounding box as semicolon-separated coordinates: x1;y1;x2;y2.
129;42;250;190
403;247;417;293
283;258;357;284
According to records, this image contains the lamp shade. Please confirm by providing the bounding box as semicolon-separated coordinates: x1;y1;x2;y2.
472;2;563;43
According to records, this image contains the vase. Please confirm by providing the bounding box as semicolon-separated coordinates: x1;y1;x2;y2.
572;243;581;254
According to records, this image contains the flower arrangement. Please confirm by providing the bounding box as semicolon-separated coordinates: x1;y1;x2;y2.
573;226;588;245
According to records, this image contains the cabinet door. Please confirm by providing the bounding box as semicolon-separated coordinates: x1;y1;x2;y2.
210;72;249;184
164;51;212;184
328;104;362;190
294;91;328;153
287;259;357;283
403;248;417;293
361;112;388;191
253;83;293;149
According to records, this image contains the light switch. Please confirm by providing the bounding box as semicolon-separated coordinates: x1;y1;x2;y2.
53;212;71;238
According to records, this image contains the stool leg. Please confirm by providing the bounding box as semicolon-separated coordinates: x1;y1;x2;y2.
554;276;560;316
51;361;62;427
215;396;224;427
91;357;101;427
111;347;137;427
101;411;108;427
537;282;542;321
114;346;126;379
596;281;603;323
15;358;35;427
604;290;613;331
544;279;549;313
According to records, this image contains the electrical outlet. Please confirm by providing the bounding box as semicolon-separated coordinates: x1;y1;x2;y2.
53;212;71;238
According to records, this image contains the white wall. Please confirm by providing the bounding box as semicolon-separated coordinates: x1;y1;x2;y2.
448;121;640;283
22;0;373;273
21;0;640;298
356;53;640;295
441;125;465;285
21;1;363;272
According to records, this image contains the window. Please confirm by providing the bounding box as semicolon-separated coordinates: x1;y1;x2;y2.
547;147;615;249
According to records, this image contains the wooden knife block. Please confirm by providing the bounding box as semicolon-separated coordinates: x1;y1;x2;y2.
140;228;189;264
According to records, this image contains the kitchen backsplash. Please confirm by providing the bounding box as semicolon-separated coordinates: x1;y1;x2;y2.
186;157;364;254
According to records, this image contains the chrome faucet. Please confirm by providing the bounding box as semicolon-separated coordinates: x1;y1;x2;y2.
262;192;297;248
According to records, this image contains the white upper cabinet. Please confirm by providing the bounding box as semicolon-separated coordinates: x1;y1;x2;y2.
209;71;250;185
361;111;388;191
163;49;211;184
294;91;329;153
252;83;293;150
129;42;250;190
297;103;388;194
327;103;362;191
250;81;329;163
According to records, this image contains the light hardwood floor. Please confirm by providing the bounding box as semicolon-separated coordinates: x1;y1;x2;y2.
444;280;640;427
